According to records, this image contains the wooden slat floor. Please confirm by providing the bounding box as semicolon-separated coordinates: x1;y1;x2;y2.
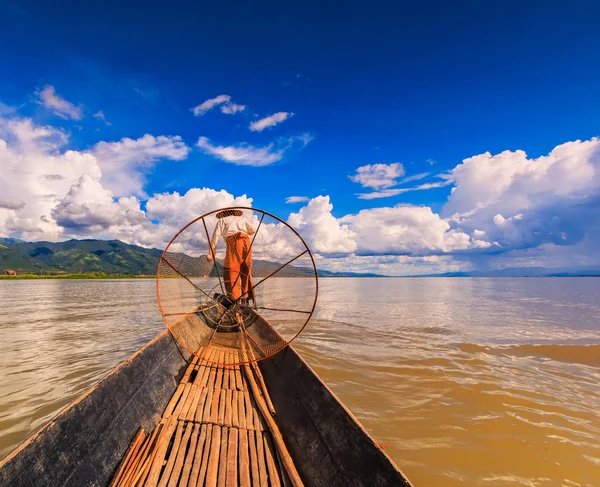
109;346;291;487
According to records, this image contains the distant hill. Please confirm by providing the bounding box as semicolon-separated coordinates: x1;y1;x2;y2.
0;239;161;275
0;238;382;277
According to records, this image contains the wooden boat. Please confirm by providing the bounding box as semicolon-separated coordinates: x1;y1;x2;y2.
0;310;413;487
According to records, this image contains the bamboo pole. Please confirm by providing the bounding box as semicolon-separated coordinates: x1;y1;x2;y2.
243;366;304;487
109;429;145;487
118;433;148;487
263;433;282;487
123;423;164;487
251;362;276;417
128;422;165;487
255;427;268;487
275;444;294;487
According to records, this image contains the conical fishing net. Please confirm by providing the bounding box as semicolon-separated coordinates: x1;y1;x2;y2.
156;207;318;366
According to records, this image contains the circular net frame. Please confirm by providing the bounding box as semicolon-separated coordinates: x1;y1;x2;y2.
156;207;318;366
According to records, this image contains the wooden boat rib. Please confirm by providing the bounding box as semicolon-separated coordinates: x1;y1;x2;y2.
0;311;413;487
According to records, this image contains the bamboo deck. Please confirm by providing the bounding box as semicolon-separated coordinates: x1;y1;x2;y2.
109;346;292;487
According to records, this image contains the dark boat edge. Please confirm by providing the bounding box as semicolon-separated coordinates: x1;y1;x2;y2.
0;328;414;487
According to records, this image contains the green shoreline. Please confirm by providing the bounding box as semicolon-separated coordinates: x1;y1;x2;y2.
0;273;154;279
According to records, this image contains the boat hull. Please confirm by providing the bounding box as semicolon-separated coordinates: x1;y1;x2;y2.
0;329;412;486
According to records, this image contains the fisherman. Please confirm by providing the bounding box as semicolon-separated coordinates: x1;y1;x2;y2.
207;209;256;306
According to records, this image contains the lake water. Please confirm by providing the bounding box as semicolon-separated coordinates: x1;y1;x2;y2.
0;278;599;486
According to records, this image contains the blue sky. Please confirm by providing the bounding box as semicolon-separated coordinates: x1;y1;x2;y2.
1;1;599;274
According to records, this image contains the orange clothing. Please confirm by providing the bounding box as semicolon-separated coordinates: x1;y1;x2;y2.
223;232;254;302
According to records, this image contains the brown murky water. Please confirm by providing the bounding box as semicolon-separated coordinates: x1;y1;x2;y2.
1;278;599;486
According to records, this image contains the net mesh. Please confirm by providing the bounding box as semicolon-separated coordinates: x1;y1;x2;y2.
156;207;318;366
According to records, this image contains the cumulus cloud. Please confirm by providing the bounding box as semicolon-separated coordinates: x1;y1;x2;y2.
35;85;83;120
444;138;600;252
0;114;190;243
287;196;357;255
250;112;293;132
285;196;309;204
93;110;111;126
93;134;190;197
191;95;245;116
349;162;405;189
345;205;472;255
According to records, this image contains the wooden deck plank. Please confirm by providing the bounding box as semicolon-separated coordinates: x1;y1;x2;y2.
190;423;211;487
231;390;240;429
195;386;210;423
156;420;185;487
172;383;192;418
203;388;214;424
245;392;254;431
238;427;251;487
238;390;247;430
217;426;229;487
186;385;202;422
144;419;178;487
162;384;184;419
177;423;199;487
247;429;261;487
225;428;238;487
180;384;197;421
217;389;227;426
224;390;232;428
165;421;193;487
205;424;221;487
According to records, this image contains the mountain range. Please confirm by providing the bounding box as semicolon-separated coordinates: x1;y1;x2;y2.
0;238;383;277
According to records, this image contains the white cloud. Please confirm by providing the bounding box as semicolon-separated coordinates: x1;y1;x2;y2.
2;109;600;276
197;134;310;167
220;102;245;115
285;196;309;204
93;110;111;126
0;114;190;242
0;198;25;210
250;112;293;132
92;134;190;197
197;137;282;167
444;138;600;251
357;179;453;199
191;95;245;116
346;205;472;255
287;196;357;255
349;162;404;189
35;85;83;120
